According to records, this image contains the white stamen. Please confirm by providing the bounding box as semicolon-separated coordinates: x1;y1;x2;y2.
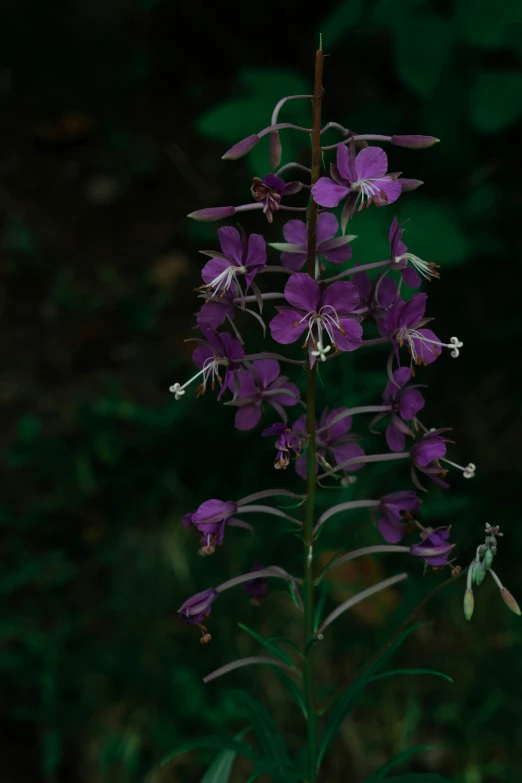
205;264;247;295
395;252;440;281
397;327;463;364
169;356;224;401
442;458;476;479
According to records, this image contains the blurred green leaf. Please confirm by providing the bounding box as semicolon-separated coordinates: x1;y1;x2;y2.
469;70;522;132
368;668;453;684
237;623;295;666
379;776;450;782
199;748;237;783
393;12;453;96
367;744;438;781
396;198;471;267
455;0;522;49
160;736;261;768
318;0;365;51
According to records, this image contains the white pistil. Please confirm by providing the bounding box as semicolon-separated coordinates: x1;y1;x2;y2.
442;458;476;479
204;264;247;295
299;305;345;357
311;341;331;362
394;252;440;281
169;356;224;401
398;328;463;364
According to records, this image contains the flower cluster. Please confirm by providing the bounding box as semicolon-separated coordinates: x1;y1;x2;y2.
171;89;482;644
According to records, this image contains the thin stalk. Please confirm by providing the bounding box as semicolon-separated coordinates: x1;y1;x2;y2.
303;41;324;783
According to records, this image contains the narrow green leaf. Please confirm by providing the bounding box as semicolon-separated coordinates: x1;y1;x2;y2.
366;745;438;781
160;736;261;768
368;668;453;685
238;623;295;667
274;669;308;719
313;579;329;631
199;748;237;783
317;623;429;767
380;775;450;782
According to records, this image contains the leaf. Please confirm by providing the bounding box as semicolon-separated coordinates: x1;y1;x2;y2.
469;70;522;133
395;199;471;268
393;11;453;96
230;691;298;782
274;669;308;719
455;0;522;49
368;668;453;685
199;748;237;783
160;736;261;768
366;745;438;781
317;623;429;767
237;624;295;666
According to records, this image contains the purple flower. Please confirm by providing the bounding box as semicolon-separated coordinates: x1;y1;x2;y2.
373;367;425;452
251;174;302;223
389;217;440;288
199;226;266;298
269;273;363;365
375;490;422;543
170;329;244;402
292;408;365;479
272;213;353;272
311;144;402;224
242;561;270;603
353;267;398;324
178;588;219;625
381;294;446;369
197;290;236;330
410;429;452;488
229;359;300;431
262;422;301;470
410;528;453;566
183;498;239;553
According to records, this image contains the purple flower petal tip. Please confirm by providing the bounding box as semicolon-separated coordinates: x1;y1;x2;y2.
188;206;236;221
391;135;440;150
222;134;260;160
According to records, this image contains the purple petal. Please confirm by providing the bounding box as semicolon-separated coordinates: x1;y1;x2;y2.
329;442;365;471
262;422;286;437
267;379;300;406
374;177;402;206
411;328;442;365
399;388;425;420
193;499;237;524
322;407;352;441
269;309;308;345
393;367;412;389
319;236;353;265
284;272;321;312
281;251;308;271
322;280;360;315
401;266;422;288
193;343;214;370
378;516;406;544
264;174;286;192
381;490;421;521
355;146;388;180
197;299;234;329
386;419;406;452
311;178;349;208
335;319;363;352
235;403;262;431
336;143;355;181
316;212;339;244
294;453;309;479
401;294;428;328
218;332;244;363
201;256;231;284
246;233;267;269
375;276;398;310
283;218;308;246
413;436;447;468
236;372;257;398
252;359;280;387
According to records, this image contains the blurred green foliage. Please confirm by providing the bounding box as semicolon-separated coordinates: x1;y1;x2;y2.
1;0;522;781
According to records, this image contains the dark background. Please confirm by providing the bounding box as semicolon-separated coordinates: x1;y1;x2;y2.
2;0;522;781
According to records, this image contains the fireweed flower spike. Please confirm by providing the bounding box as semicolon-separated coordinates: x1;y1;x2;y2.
198;226;267;299
269;272;363;365
178;588;219;643
375;490;422;543
269;212;355;272
292;408;365;479
170;329;244;401
226;359;300;431
388;217;440;287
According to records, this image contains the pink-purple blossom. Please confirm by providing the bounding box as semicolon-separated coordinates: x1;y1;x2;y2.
372;367;425;452
262;422;301;470
375;490;422;543
178;588;219;625
199;226;266;298
273;213;353;271
410;429;453;488
381;294;443;369
292;408;365;479
251;174;302;223
269;273;363;365
183;499;239;553
410;528;454;566
170;329;244;402
229;359;300;431
389;217;440;288
242;561;270;602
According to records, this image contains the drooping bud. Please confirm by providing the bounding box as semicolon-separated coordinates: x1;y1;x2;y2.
501;587;521;616
188;206;236;221
391;135;440;149
398;178;424;192
269;131;283;170
472;560;487;586
463;589;474;620
484;549;494;569
222;134;260;160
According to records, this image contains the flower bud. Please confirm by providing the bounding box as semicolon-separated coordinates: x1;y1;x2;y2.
472;560;487;586
269;131;282;170
484;549;494;569
501;587;521;616
463;589;474;620
391;135;440;149
398;178;424;192
222;134;260;160
187;206;236;222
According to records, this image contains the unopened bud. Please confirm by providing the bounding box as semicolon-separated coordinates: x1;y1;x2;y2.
472;561;487;586
188;206;236;222
222;134;260;160
463;589;474;620
269;131;282;170
398;178;424;192
484;549;494;569
501;587;521;616
391;135;440;149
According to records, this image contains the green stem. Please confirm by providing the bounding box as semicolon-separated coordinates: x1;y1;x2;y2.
303;42;324;783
